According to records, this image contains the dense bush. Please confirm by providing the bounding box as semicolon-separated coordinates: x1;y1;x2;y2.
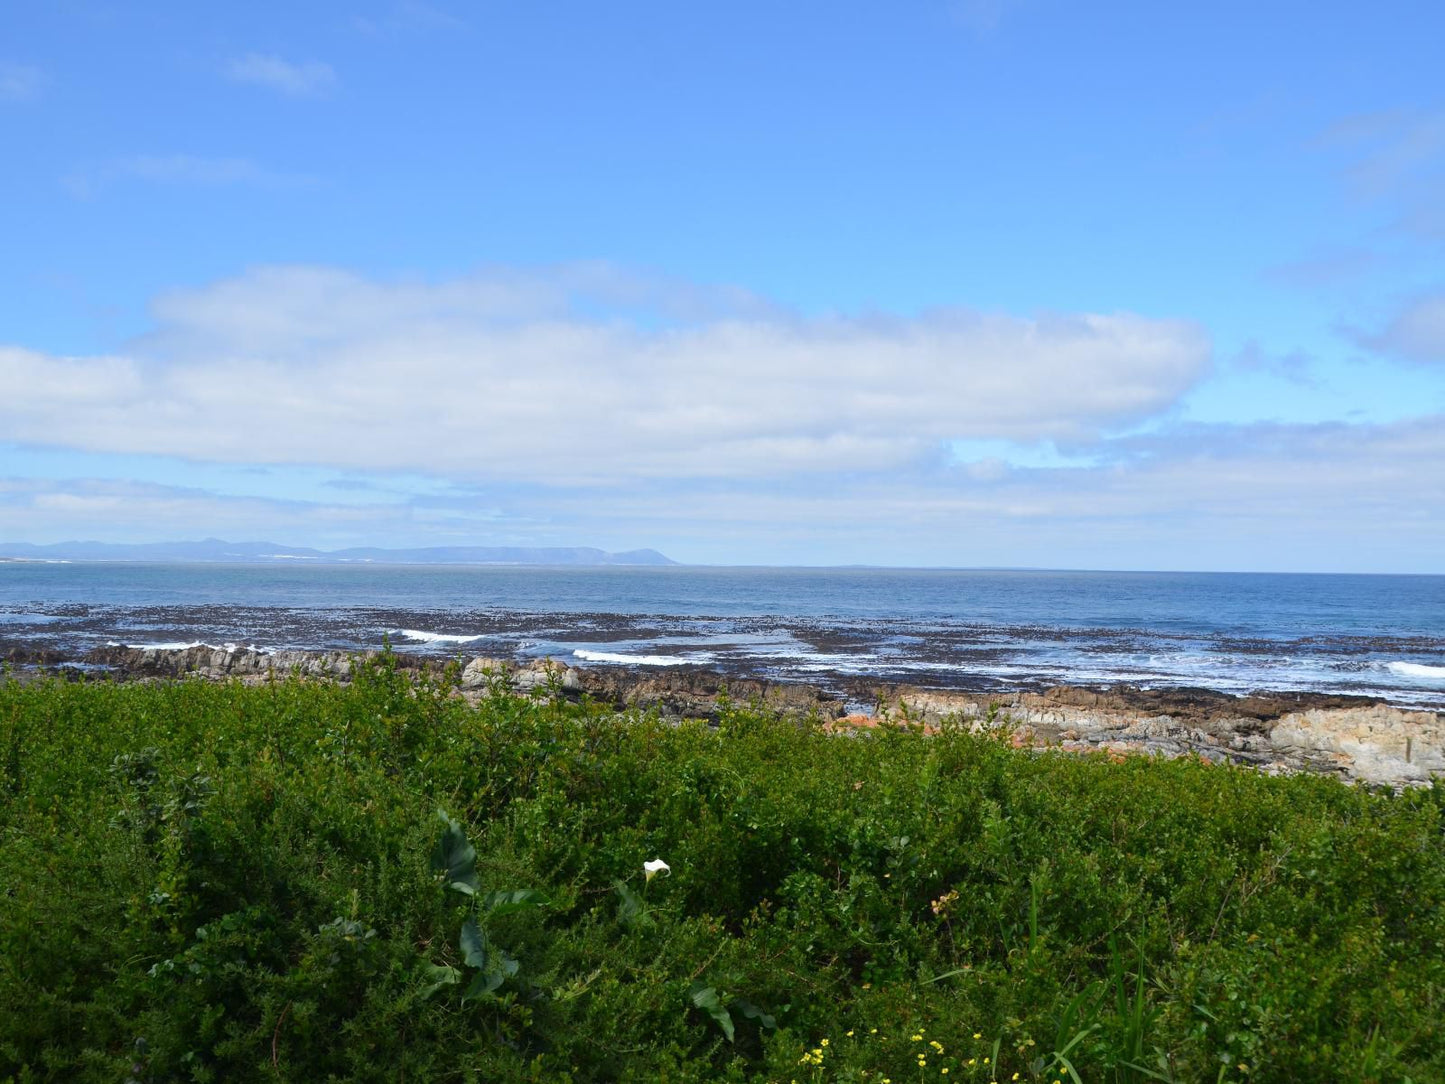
1;657;1442;1082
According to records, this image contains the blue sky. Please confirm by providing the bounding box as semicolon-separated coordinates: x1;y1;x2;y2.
2;1;1443;570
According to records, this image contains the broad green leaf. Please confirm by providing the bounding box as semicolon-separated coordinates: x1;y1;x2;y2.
480;888;548;917
458;918;519;1000
431;809;479;896
688;981;735;1043
419;962;460;1000
463;968;504;1001
459;918;489;970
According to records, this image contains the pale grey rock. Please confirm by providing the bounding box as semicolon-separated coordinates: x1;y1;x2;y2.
1269;705;1445;786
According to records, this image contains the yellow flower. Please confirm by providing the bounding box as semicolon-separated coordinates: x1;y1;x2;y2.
1012;1076;1020;1082
820;1039;829;1047
870;1028;878;1035
973;1032;982;1040
911;1034;924;1042
941;1070;949;1076
984;1058;991;1065
846;1031;854;1038
930;1040;944;1053
968;1059;976;1066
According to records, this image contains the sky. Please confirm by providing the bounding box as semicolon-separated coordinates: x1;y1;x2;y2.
2;1;1443;571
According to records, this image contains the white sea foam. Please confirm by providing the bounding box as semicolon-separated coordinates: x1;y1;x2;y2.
573;648;680;666
396;629;485;644
1386;661;1445;682
105;640;261;653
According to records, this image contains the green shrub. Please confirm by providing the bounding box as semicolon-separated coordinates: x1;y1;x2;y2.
1;662;1441;1082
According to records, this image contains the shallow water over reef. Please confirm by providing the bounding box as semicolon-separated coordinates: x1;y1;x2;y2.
2;562;1444;708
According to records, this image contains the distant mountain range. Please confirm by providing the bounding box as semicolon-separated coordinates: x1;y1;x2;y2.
0;538;677;566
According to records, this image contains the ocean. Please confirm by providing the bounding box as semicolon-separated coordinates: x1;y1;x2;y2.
2;562;1444;708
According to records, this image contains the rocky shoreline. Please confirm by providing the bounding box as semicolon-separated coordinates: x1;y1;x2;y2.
6;642;1443;788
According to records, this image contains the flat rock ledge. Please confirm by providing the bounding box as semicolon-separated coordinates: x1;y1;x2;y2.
49;645;1445;788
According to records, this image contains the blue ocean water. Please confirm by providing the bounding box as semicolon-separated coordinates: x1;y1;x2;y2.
2;562;1443;707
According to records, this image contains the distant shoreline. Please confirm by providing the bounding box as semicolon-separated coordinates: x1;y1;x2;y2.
0;539;677;567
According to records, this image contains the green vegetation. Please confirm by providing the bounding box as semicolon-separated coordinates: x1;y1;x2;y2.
1;657;1442;1082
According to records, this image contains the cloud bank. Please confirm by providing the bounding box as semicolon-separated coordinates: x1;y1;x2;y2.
4;413;1440;570
8;265;1435;569
0;265;1211;483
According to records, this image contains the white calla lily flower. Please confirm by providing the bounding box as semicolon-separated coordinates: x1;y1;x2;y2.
643;858;670;882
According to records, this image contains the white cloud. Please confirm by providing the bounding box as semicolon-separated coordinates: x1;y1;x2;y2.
1353;292;1445;364
0;265;1211;484
225;53;336;96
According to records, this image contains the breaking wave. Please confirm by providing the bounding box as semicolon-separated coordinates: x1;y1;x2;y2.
1386;661;1445;683
573;649;680;666
108;640;240;652
395;629;485;644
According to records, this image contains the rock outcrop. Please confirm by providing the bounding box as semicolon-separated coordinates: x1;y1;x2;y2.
88;644;361;681
858;682;1443;786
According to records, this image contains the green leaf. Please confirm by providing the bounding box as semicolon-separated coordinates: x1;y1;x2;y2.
480;888;548;917
419;962;460;1000
463;968;504;1001
431;809;479;897
459;918;489;970
688;982;735;1043
921;968;970;985
458;918;520;1000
